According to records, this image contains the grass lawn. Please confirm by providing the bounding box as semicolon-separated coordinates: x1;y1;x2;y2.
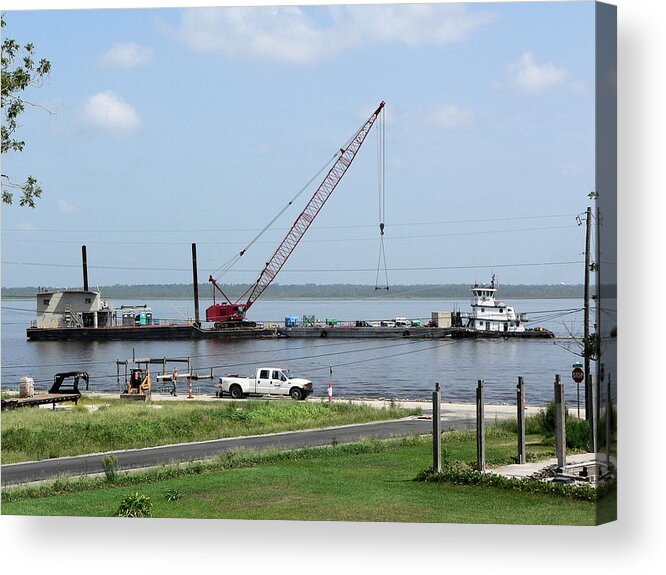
1;432;605;525
1;397;418;464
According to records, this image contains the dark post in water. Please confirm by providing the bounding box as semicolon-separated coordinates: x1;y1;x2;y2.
81;245;89;291
433;382;442;473
476;379;485;472
554;374;566;472
517;376;526;464
192;243;200;328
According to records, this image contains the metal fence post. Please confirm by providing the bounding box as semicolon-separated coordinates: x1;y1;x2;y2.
433;382;441;472
476;379;485;472
554;374;566;472
517;376;526;464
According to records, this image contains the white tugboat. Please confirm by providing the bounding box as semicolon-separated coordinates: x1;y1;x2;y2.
467;275;527;333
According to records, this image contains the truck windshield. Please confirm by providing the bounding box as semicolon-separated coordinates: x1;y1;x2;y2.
283;369;293;379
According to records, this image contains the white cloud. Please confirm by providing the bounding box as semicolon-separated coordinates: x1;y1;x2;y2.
57;200;74;213
179;7;326;64
83;91;140;133
334;4;495;48
100;42;153;68
506;52;568;93
177;5;494;64
423;104;475;128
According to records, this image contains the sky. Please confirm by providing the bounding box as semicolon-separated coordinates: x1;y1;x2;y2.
1;1;597;289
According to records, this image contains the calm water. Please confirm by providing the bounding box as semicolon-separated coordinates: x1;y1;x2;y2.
1;297;588;405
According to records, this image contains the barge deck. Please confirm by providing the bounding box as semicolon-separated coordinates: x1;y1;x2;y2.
26;324;554;341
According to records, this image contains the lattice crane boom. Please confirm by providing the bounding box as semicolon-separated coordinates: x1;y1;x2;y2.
206;101;385;325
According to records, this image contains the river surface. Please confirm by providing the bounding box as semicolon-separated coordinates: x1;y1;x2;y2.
1;297;588;405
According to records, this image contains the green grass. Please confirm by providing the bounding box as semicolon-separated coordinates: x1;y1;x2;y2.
1;430;608;525
1;396;418;464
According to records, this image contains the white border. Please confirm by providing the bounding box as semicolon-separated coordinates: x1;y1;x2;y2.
1;0;662;572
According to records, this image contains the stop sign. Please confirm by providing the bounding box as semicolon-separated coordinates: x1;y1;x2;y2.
572;367;585;384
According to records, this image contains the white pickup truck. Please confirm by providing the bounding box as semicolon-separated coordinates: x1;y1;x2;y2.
218;367;313;400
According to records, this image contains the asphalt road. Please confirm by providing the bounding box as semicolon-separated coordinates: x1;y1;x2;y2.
1;416;474;486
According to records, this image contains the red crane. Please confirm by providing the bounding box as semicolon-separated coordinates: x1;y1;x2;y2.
206;101;385;326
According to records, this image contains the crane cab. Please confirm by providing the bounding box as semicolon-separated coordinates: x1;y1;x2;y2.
205;303;247;323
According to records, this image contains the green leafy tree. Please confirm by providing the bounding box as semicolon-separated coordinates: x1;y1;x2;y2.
1;14;52;207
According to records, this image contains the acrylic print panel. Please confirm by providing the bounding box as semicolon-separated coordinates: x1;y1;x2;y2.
1;1;616;527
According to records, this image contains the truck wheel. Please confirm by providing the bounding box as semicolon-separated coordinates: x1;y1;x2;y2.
289;388;303;401
229;385;243;400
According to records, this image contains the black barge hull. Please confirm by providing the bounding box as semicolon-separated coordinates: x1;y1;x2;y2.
26;325;276;341
27;325;553;341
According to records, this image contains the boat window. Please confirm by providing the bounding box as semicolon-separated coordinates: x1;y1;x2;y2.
500;308;504;313
43;299;50;305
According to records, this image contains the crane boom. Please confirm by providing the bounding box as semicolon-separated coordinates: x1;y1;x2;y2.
206;101;385;325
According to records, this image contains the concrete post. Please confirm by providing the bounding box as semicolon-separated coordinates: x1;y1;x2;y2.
554;375;566;472
433;382;442;473
517;376;526;464
476;379;485;472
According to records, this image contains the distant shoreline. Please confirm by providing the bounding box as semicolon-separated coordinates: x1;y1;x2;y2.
2;282;588;301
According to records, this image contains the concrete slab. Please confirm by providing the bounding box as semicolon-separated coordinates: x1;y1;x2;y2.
489;453;600;479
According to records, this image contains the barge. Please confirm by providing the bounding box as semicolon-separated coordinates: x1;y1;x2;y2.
25;287;276;341
279;277;554;339
278;325;553;339
27;322;275;341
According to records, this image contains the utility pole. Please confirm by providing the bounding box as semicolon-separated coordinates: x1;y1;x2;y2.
583;206;592;424
595;203;602;436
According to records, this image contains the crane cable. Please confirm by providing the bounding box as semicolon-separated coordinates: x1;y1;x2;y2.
375;108;389;290
209;151;340;282
209;108;389;285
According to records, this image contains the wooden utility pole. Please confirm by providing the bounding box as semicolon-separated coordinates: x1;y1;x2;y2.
583;206;592;423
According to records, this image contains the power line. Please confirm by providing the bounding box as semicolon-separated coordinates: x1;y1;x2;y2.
1;213;578;234
1;259;584;273
0;224;579;247
0;337;454;382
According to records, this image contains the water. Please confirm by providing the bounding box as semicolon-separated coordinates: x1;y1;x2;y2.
1;297;586;405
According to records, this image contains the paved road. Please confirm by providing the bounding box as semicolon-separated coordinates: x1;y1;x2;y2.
1;416;476;486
